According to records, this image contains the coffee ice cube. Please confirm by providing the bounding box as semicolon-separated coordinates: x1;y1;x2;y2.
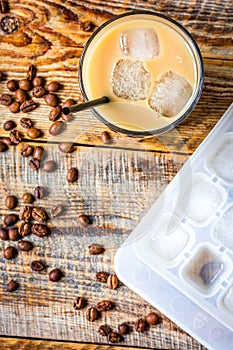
120;27;160;60
148;71;193;117
111;59;151;101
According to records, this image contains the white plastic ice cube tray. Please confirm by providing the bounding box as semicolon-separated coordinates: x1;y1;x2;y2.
115;103;233;350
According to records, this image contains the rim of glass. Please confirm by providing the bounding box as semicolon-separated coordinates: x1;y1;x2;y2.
78;10;204;137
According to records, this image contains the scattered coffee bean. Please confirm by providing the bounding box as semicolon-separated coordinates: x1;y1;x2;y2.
62;99;76;108
32;76;44;87
44;93;58;107
66;167;78;182
19;205;32;221
32;207;47;222
0;141;8;152
86;307;98;322
15;89;28;103
18;240;33;251
118;323;130;335
49;120;65;135
27;127;41;139
0;93;12;106
58;142;74;154
80;21;94;32
96;271;109;283
0;228;9;240
78;214;91;227
19;79;31;91
0;15;19;34
8;227;20;241
20;117;33;129
29;158;40;170
4;246;17;259
43;160;57;172
20;144;33;157
7;79;18;92
3;120;16;131
96;300;113;312
19;221;31;237
20;100;37;113
26;64;36;81
5;195;17;209
108;332;122;343
98;325;112;337
34;186;44;199
7;280;19;292
32;223;49;237
9;130;21;144
47;81;60;92
33;146;44;160
32;86;46;98
31;260;45;271
2;137;13;146
3;214;19;226
9;101;20;113
49;268;62;282
145;312;161;326
48;106;61;122
88;244;104;255
22;193;34;203
107;274;119;290
73;296;85;310
50;204;63;218
101;131;111;144
134;318;148;333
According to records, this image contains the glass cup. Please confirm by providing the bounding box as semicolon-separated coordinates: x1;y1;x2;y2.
79;10;204;137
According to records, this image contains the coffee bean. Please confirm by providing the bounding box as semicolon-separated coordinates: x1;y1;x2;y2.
20;144;33;157
96;300;113;312
7;79;18;92
20;100;37;113
15;89;28;103
78;214;91;227
20;117;33;129
66;167;78;182
26;64;36;81
19;221;31;237
34;186;44;199
49;120;65;135
3;120;16;131
22;193;34;203
32;76;44;87
58;142;74;154
0;141;8;152
7;280;19;292
80;21;94;32
86;307;98;322
5;195;17;209
43;160;57;173
107;274;119;290
32;86;46;98
0;228;9;240
98;325;112;337
108;332;122;343
48;105;62;122
4;246;17;260
62;99;76;108
49;268;62;282
88;244;104;255
47;81;60;92
134;318;148;333
31;260;45;271
19;79;32;91
2;137;13;146
33;146;44;161
44;93;58;107
3;214;19;226
27;127;41;139
101;131;111;144
32;223;49;237
9;130;21;144
9;101;20;113
29;158;40;171
73;297;85;310
18;240;33;251
8;227;20;241
0;15;19;34
96;271;109;283
32;207;47;222
145;312;161;326
118;323;129;335
0;93;12;106
50;204;63;218
19;206;32;221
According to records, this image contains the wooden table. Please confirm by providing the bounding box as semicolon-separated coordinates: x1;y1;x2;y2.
0;0;232;349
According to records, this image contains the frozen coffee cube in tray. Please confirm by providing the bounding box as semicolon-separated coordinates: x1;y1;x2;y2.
148;71;192;117
120;27;160;60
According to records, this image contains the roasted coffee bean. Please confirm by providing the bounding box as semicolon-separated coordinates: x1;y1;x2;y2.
31;260;45;271
8;227;20;241
3;214;19;226
27;127;41;139
32;223;49;237
19;221;31;237
107;274;119;290
98;325;112;337
9;101;20;113
0;228;9;240
0;15;19;34
33;146;44;160
0;0;8;14
19;79;31;91
9;130;21;144
32;207;47;222
0;141;8;152
49;106;61;122
49;120;64;135
86;307;98;322
43;160;57;173
101;131;111;144
2;137;13;146
3;120;16;131
34;186;44;199
32;76;44;87
19;206;32;221
47;81;60;92
20;117;33;129
26;64;36;81
73;297;85;310
88;244;104;255
145;312;161;325
118;323;129;335
20;144;33;157
5;195;17;209
32;86;46;98
58;142;74;154
50;204;63;218
44;93;58;107
61;113;73;122
78;214;91;227
96;271;109;283
20;100;37;113
18;240;33;251
62;99;76;108
134;318;148;333
49;268;62;282
22;193;34;203
96;300;113;312
108;332;122;344
7;80;18;92
66;167;78;183
15;89;28;103
0;93;12;106
29;158;40;170
4;246;17;260
7;280;19;292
